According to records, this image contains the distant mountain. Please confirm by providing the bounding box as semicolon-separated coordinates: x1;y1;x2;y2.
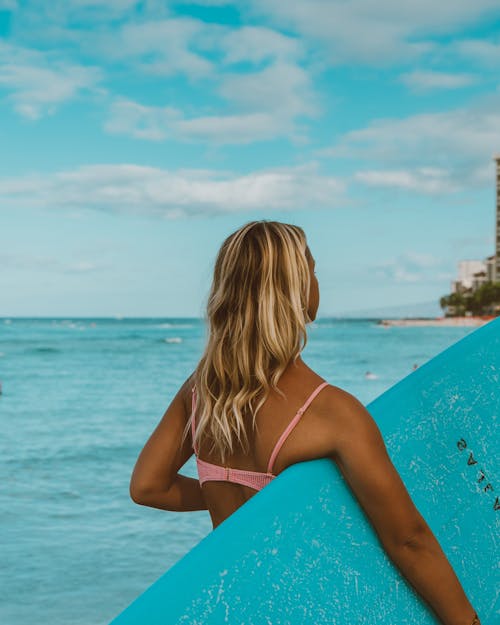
328;299;442;319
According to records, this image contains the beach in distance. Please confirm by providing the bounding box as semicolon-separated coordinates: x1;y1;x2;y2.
379;315;497;327
0;316;490;625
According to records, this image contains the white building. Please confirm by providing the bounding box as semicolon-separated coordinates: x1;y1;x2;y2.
450;259;487;293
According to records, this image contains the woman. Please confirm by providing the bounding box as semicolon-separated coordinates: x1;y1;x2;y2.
130;220;480;625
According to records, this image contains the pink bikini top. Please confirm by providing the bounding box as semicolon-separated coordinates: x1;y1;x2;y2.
191;380;329;492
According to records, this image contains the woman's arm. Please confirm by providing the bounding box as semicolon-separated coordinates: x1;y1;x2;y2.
324;386;481;625
130;474;207;512
129;374;208;513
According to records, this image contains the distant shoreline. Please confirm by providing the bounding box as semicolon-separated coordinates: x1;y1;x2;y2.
378;316;496;327
1;315;498;326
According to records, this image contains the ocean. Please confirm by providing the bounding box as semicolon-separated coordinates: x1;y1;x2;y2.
0;317;476;625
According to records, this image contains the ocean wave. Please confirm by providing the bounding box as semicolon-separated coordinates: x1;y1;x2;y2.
3;442;136;467
156;323;194;329
30;347;62;354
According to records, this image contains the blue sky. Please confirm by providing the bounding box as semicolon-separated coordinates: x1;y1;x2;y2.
1;1;499;318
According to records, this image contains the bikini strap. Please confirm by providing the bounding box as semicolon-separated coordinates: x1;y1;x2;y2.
267;381;329;474
191;385;198;455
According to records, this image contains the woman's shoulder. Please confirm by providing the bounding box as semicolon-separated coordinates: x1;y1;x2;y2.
321;383;362;407
316;383;390;467
311;381;358;414
313;380;363;407
180;371;197;415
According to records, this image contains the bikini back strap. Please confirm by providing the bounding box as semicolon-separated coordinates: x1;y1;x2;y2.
266;381;329;474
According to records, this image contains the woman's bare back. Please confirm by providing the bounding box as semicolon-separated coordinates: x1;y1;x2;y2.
187;357;339;529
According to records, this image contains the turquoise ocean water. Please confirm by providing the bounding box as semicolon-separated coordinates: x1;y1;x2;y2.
0;317;477;625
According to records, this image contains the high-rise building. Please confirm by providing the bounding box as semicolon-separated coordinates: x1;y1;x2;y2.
450;156;500;293
495;154;500;282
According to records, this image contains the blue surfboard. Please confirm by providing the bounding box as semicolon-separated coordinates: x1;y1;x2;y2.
110;317;499;624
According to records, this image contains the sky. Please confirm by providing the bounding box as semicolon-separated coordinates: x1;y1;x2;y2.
0;0;499;318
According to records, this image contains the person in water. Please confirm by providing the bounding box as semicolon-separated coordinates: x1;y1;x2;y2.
130;220;480;625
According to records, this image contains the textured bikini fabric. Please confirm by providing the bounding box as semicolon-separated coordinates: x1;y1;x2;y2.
191;381;329;492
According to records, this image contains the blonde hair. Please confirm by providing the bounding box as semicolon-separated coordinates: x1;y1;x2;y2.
183;220;312;463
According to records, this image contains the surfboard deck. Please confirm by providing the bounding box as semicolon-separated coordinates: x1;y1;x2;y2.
110;318;499;624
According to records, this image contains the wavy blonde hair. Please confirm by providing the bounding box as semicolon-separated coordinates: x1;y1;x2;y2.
182;220;313;463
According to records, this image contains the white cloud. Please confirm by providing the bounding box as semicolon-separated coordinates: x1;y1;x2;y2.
6;1;500;78
104;98;182;140
321;95;500;192
219;25;304;65
399;70;476;91
104;18;214;78
12;0;143;23
354;168;459;195
3;10;318;141
105;60;319;143
449;235;494;251
246;0;500;65
66;260;104;273
0;163;345;217
0;0;18;9
83;19;310;85
0;42;102;118
5;12;212;78
175;0;234;4
219;61;318;117
66;0;137;9
0;251;107;273
373;251;448;284
448;38;500;68
175;112;283;144
403;251;446;269
104;100;289;144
